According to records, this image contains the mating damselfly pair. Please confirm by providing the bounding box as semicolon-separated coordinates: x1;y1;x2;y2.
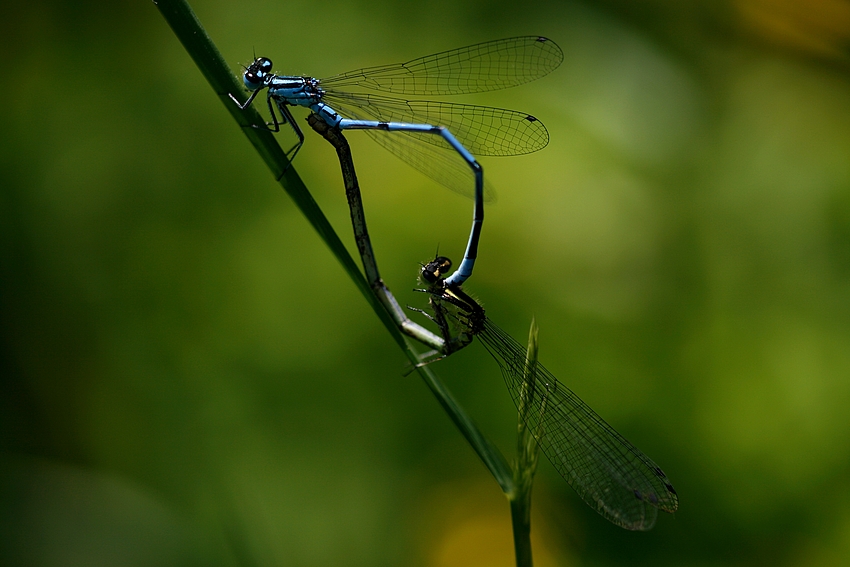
231;36;678;530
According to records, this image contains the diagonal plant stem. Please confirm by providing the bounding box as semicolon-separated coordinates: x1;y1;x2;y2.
305;115;449;353
153;0;513;493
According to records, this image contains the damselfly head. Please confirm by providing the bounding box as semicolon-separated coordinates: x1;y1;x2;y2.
421;256;452;284
243;57;273;91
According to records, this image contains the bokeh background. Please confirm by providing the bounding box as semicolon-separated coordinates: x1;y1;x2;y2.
3;0;850;565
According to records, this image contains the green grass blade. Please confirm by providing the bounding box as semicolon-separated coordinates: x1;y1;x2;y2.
153;0;513;494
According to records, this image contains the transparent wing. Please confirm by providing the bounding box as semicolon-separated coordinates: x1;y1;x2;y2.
478;319;679;531
325;93;520;202
361;125;496;202
321;36;563;96
324;92;550;156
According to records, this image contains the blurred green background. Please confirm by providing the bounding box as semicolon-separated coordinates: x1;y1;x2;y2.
3;0;850;565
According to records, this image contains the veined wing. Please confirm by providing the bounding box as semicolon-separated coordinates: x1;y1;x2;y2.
323;91;550;156
325;93;517;200
360;126;496;202
320;36;563;96
478;319;679;531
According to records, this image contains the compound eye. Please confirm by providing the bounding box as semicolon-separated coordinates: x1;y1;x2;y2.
421;268;438;284
258;57;273;73
421;256;452;283
243;57;273;89
243;70;262;89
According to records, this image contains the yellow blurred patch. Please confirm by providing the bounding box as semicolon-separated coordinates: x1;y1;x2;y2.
414;478;571;567
735;0;850;58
